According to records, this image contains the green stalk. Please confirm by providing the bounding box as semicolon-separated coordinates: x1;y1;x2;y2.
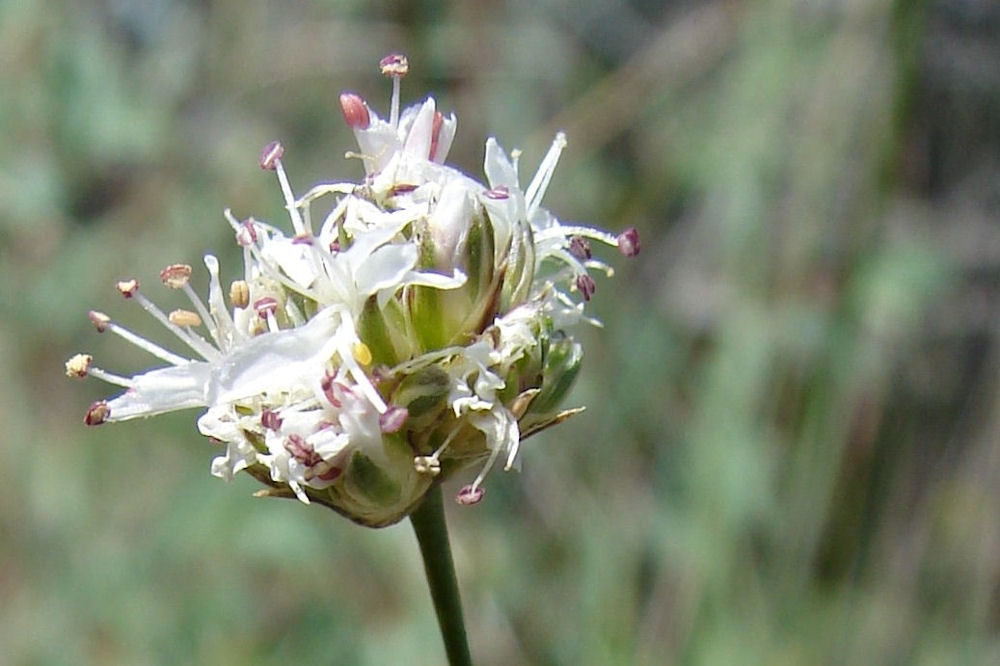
409;485;473;666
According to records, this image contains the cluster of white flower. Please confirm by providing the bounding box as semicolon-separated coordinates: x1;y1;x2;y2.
67;54;639;526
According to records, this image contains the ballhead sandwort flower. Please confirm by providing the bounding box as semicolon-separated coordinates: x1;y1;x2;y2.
68;54;639;527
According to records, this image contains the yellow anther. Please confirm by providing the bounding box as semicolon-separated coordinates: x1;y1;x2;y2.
116;279;139;298
65;353;93;378
229;280;250;309
352;341;372;366
168;309;202;327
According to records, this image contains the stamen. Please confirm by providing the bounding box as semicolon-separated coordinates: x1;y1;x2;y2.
569;235;592;260
379;53;409;77
484;186;510;200
455;484;485;505
180;282;217;343
617;227;641;257
414;455;440;476
65;353;92;377
284;434;322;467
130;288;219;361
261;409;283;431
254;296;280;333
379;53;408;128
159;264;192;289
90;313;190;366
168;309;202;328
258;140;284;171
89;310;111;332
339;93;371;130
534;224;620;248
575;274;596;301
254;297;278;318
85;401;110;426
64;353;132;387
116;279;139;298
269;147;307;236
352;341;372;366
320;373;342;407
229;280;250;309
379;405;409;433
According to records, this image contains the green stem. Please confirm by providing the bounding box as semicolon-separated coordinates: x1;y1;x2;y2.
409;485;473;666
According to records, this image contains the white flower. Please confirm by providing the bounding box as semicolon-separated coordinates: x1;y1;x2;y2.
69;53;639;524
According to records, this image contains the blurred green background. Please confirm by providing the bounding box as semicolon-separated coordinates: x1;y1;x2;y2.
2;0;999;663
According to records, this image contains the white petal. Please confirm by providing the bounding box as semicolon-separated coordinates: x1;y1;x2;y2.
106;363;212;420
402;98;437;161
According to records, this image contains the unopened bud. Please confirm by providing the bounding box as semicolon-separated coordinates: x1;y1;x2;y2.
456;485;485;505
259;140;284;171
116;279;139;298
89;310;111;332
65;353;93;378
85;401;110;426
159;264;192;289
229;280;250;308
379;53;409;77
168;309;202;327
339;93;370;130
379;405;409;433
617;227;640;257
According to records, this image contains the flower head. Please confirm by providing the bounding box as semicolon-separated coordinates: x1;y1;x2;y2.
68;54;638;527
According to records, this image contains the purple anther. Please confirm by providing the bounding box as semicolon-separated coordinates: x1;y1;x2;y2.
569;235;592;260
617;227;640;257
391;183;418;195
456;485;485;506
89;310;111;332
379;53;409;77
379;405;409;434
576;274;596;301
253;296;279;319
284;434;322;467
259;140;284;171
320;373;342;407
261;409;283;431
236;220;258;247
484;186;510;200
160;264;192;289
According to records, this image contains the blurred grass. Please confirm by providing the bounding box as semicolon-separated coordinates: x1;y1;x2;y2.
3;0;1000;664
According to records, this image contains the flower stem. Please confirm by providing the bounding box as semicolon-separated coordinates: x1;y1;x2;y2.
409;484;473;666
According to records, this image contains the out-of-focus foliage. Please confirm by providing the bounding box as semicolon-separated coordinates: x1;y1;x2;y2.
2;0;999;663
